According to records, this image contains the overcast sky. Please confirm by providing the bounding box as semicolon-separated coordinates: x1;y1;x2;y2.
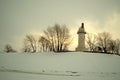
0;0;120;51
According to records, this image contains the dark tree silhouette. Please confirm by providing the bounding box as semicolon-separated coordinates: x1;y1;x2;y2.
23;34;37;53
39;36;50;52
114;39;120;55
43;24;71;52
4;44;16;53
86;33;97;52
97;32;112;53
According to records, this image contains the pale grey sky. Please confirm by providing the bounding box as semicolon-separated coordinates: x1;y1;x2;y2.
0;0;120;51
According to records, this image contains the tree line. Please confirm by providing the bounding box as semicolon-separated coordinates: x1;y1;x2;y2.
4;24;71;53
86;32;120;55
22;24;71;53
3;23;120;55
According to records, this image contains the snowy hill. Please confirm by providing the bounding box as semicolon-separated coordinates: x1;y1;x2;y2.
0;52;120;80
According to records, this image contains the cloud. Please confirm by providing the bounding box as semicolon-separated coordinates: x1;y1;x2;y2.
103;12;120;39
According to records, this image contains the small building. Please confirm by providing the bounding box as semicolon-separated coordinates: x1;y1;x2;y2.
76;23;86;51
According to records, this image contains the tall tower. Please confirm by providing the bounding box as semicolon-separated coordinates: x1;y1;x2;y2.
76;23;86;51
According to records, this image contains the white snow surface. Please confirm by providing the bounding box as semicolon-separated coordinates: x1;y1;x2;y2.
0;52;120;80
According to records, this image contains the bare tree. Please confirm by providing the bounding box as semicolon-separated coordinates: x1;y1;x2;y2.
54;24;70;51
44;26;56;51
97;32;112;53
107;39;115;54
22;40;31;52
114;39;120;55
43;24;70;52
23;34;37;53
4;44;16;53
39;36;50;52
86;33;97;52
107;39;120;55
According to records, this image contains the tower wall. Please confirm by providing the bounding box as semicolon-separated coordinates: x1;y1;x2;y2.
76;23;86;51
76;33;85;51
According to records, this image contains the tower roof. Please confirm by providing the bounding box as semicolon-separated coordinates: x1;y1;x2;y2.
77;23;86;34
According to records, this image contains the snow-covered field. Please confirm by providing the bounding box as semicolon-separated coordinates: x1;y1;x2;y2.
0;52;120;80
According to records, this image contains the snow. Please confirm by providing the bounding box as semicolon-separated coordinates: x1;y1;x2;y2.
0;52;120;80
